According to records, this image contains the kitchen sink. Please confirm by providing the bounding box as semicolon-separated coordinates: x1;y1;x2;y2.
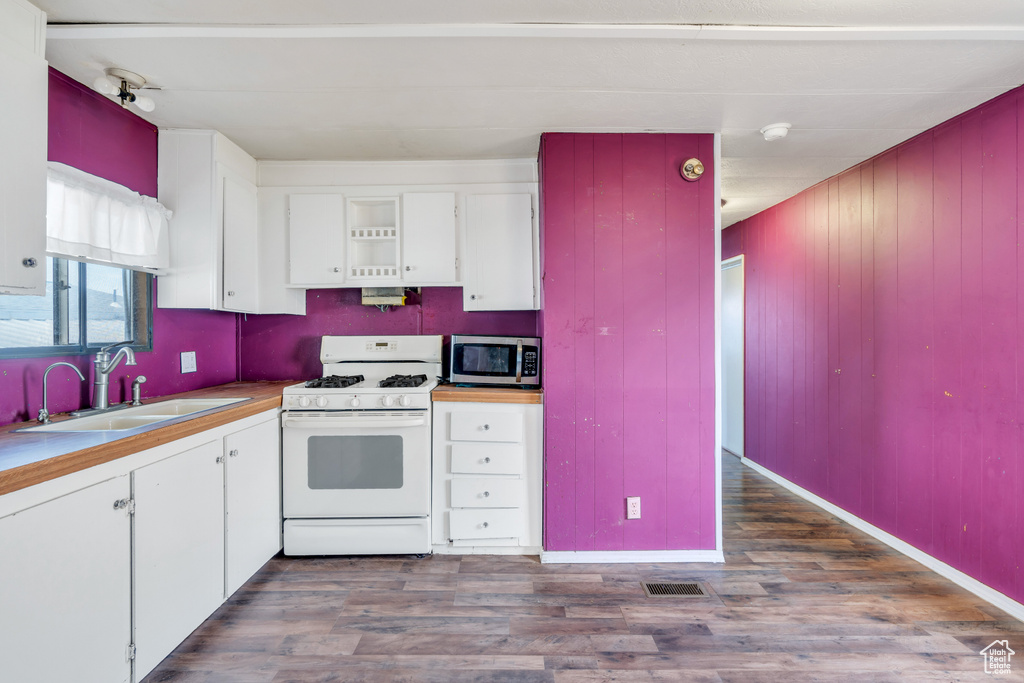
20;398;248;433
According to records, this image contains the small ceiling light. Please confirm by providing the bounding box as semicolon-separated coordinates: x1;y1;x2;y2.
760;122;791;142
92;67;156;113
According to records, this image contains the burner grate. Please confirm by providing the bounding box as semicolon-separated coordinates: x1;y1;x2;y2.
379;374;428;388
304;374;364;389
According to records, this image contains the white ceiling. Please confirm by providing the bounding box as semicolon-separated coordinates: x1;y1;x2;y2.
34;1;1024;226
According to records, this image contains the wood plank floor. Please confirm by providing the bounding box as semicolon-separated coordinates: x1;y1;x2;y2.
144;454;1024;682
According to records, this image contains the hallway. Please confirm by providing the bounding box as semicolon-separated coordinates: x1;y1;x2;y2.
145;454;1023;682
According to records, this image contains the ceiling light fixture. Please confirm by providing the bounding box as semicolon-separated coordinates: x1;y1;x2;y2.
92;68;156;113
760;122;791;141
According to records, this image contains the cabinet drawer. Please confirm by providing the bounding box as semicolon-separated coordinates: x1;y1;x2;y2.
450;443;523;475
450;411;523;443
450;508;522;540
451;478;524;508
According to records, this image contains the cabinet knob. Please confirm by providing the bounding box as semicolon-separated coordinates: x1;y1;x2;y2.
216;455;225;464
470;294;477;300
484;457;491;463
405;265;412;271
482;522;489;528
483;424;490;431
333;267;341;273
483;491;490;497
227;291;236;297
22;257;38;268
229;449;239;457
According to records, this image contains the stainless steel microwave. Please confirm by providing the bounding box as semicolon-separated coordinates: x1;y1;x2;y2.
447;335;541;387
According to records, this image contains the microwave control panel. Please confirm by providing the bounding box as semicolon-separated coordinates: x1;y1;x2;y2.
523;349;539;376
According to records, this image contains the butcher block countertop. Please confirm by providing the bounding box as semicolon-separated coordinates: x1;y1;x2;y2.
0;381;294;497
431;385;544;405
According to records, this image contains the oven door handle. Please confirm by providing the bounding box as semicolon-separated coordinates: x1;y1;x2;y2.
284;417;427;429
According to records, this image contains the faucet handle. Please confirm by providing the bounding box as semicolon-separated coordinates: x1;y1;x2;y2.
99;340;136;353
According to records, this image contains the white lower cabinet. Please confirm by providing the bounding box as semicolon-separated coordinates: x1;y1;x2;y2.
0;409;283;683
225;417;283;595
432;399;543;552
0;475;133;683
134;440;225;679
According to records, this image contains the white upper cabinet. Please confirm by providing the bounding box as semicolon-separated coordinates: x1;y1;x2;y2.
288;193;346;285
221;166;259;312
0;0;46;295
402;192;457;285
463;193;538;311
158;129;304;315
158;130;258;313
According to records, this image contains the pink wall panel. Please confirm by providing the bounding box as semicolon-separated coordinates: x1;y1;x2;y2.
722;86;1024;606
0;70;237;427
540;133;717;552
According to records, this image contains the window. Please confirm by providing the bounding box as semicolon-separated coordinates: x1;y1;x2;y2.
0;257;152;358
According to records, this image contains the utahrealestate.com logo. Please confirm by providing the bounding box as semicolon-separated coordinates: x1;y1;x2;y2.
980;640;1015;676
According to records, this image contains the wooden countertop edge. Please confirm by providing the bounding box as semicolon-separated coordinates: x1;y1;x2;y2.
431;386;544;405
0;383;288;497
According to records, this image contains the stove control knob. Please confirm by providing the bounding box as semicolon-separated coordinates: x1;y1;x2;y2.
315;396;329;408
399;395;412;407
382;395;396;408
298;396;311;408
350;397;361;408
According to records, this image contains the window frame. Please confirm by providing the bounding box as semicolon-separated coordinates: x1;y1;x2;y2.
0;258;154;360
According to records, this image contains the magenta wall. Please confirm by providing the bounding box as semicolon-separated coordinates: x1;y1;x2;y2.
238;287;538;380
0;70;238;427
540;133;717;552
723;86;1024;604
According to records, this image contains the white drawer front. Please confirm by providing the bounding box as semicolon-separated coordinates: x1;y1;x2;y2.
450;411;523;443
450;508;523;540
450;443;523;475
451;478;524;508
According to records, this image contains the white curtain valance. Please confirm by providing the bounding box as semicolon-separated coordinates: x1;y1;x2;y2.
46;162;172;272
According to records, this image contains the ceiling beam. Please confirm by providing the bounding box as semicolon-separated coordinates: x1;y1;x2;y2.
47;23;1024;42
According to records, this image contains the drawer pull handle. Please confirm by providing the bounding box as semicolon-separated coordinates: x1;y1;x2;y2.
482;522;489;528
483;424;490;431
483;491;490;497
484;457;491;463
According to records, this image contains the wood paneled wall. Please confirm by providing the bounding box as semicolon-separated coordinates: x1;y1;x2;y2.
723;88;1024;604
540;133;717;552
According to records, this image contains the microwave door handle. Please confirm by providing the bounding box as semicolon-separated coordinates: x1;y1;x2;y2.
516;339;523;383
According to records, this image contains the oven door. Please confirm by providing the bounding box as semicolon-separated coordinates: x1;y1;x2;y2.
282;410;430;518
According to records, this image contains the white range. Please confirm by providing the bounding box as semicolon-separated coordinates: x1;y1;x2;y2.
280;335;441;555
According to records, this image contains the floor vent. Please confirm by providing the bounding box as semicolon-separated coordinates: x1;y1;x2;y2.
641;581;708;598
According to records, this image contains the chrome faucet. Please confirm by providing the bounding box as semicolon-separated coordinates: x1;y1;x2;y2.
38;362;86;423
91;341;137;411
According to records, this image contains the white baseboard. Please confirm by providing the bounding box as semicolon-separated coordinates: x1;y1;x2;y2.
540;549;725;564
432;545;541;555
740;456;1024;624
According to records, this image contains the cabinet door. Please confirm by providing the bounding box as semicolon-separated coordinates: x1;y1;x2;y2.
134;440;225;680
0;475;132;683
225;418;282;596
0;39;46;295
221;167;259;312
463;193;535;310
288;193;346;285
402;192;457;284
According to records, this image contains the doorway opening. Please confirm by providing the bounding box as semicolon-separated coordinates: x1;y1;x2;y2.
721;255;744;459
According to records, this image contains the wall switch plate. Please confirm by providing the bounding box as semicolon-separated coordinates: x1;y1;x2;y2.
626;496;641;520
180;351;197;374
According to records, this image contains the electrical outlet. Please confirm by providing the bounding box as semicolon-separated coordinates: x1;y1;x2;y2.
180;351;197;374
626;496;641;520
